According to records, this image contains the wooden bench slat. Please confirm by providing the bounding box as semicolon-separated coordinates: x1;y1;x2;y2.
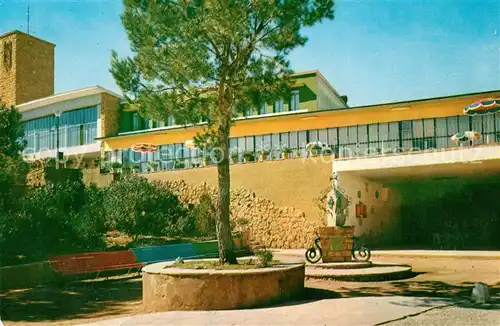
49;250;143;275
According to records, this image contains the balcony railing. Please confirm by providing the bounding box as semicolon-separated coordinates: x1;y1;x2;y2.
108;119;500;174
24;122;97;153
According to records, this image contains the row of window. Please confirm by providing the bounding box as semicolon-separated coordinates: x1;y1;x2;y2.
109;114;500;172
24;122;97;153
23;106;98;132
127;90;301;132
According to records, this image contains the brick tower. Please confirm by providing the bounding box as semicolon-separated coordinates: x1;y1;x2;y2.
0;30;55;107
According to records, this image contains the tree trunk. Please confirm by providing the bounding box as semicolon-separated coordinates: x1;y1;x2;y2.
215;126;237;264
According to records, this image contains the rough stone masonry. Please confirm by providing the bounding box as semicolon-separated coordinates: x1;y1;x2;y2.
160;180;322;249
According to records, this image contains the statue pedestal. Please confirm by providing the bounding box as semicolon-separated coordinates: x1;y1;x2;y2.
319;226;354;262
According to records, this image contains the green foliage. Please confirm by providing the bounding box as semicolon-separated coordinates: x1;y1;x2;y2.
0;154;28;211
0;102;26;157
254;249;274;267
243;151;255;161
189;193;217;236
112;0;335;125
104;176;192;239
0;103;28;211
112;0;334;263
0;181;108;265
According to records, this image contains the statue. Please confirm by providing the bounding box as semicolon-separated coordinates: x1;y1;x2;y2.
326;172;350;227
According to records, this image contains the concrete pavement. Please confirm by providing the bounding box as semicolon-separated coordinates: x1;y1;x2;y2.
386;305;500;326
272;249;500;260
82;296;455;326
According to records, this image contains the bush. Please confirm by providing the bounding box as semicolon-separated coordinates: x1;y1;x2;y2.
103;176;191;240
189;192;216;236
254;249;274;267
0;180;108;265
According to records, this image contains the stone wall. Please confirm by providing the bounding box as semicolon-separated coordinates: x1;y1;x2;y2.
100;93;121;138
14;32;55;105
0;32;16;106
0;31;55;107
146;156;333;226
160;180;320;249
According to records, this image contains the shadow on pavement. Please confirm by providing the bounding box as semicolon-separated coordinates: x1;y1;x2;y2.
0;275;142;323
331;280;500;310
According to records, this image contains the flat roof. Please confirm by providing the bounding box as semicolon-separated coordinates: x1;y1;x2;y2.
98;88;500;141
350;89;500;110
0;30;56;46
16;86;122;112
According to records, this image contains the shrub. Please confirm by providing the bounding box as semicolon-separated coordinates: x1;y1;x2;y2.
0;180;108;265
243;151;255;162
103;176;190;240
189;192;216;236
254;249;274;267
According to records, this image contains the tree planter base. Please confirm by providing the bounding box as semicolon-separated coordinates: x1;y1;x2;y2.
142;260;305;312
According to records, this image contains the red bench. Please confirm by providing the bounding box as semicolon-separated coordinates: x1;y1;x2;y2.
49;250;144;278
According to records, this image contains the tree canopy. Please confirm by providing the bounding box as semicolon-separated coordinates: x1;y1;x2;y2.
112;0;334;129
0;101;26;158
112;0;335;263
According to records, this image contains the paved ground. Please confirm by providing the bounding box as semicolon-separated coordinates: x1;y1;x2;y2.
1;251;499;325
386;305;500;326
81;296;457;326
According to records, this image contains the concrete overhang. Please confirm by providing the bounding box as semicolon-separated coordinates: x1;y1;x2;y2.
333;145;500;183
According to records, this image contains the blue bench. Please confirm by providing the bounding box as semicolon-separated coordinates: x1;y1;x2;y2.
132;243;198;264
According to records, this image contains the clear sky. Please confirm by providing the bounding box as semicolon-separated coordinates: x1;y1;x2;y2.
1;0;499;107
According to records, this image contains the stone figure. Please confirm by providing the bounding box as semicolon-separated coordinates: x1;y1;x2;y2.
327;172;350;227
471;282;490;304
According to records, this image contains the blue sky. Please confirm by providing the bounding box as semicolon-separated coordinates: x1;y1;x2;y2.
1;0;499;106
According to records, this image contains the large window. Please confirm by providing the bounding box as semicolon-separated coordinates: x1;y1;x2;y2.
259;103;267;115
290;90;300;111
274;99;284;113
23;106;98;152
112;113;500;173
132;112;143;131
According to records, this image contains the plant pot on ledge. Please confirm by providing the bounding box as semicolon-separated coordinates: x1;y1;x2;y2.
258;150;270;162
242;152;255;163
281;147;292;159
231;153;239;164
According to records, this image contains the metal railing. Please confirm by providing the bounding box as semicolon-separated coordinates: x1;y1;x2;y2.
24;122;97;153
109;121;500;173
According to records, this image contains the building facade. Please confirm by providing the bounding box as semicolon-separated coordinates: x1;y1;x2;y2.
3;29;500;248
0;30;120;164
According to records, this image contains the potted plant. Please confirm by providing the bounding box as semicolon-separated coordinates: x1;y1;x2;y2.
46;158;56;167
230;151;239;164
101;163;111;174
293;149;301;158
65;158;74;168
111;162;123;174
131;163;141;173
174;159;185;169
242;151;255;163
258;149;270;161
307;142;322;157
94;157;101;168
281;146;293;159
148;161;159;172
203;155;211;166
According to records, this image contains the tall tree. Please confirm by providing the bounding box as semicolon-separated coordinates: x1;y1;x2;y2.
0;101;28;211
111;0;335;263
0;101;26;158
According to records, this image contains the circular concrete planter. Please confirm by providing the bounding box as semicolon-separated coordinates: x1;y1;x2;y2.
142;260;305;312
